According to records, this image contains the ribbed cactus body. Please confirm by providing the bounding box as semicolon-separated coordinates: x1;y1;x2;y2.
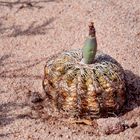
43;22;126;119
43;49;126;118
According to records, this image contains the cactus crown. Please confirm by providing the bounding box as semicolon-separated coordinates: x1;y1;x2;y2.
89;22;95;37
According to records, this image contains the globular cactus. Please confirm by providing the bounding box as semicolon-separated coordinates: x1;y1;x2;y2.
43;22;126;119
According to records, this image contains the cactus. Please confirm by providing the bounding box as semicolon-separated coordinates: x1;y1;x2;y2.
82;22;97;64
43;22;126;119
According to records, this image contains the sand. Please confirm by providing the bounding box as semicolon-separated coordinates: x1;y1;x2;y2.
0;0;140;139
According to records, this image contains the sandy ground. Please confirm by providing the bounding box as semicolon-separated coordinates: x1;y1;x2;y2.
0;0;140;139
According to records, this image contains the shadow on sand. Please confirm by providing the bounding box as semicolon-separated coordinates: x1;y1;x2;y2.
0;53;48;79
0;102;29;125
8;18;55;37
0;17;55;37
119;70;140;115
0;0;61;9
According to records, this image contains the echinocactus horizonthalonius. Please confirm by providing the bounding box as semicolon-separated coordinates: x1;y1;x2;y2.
43;22;126;119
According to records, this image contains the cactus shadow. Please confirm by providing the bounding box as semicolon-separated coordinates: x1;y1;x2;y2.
119;70;140;116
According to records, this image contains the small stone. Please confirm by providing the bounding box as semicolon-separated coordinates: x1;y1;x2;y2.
130;122;138;129
29;91;43;103
59;134;63;137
